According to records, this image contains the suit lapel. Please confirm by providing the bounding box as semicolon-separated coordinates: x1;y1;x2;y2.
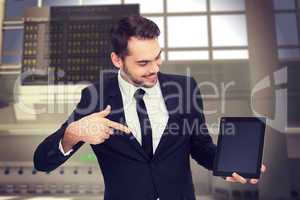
104;74;149;161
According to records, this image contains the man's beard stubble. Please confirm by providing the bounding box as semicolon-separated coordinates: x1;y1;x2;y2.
122;65;156;88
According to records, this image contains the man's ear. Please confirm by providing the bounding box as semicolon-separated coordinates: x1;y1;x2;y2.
111;52;123;69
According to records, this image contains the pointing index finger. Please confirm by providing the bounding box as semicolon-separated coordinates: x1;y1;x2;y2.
102;118;131;134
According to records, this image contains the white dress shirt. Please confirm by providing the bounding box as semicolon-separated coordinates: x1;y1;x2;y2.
59;70;169;156
117;70;169;152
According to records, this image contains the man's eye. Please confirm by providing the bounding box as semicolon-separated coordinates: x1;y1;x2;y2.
139;62;148;66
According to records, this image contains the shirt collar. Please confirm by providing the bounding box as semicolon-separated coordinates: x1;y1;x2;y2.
117;70;161;99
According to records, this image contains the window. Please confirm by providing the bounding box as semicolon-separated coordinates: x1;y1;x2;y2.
167;0;206;12
2;0;39;68
211;15;248;47
5;0;37;20
168;16;208;48
2;28;24;65
42;0;80;6
273;0;300;60
143;0;248;61
272;1;300;128
168;51;209;61
210;0;245;11
82;0;121;5
275;14;298;46
278;49;300;60
213;50;249;60
273;0;295;10
124;0;163;13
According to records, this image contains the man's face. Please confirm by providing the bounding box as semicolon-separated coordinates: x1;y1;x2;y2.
117;37;162;88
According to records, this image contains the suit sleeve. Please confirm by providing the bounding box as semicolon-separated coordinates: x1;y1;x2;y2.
188;77;217;170
33;87;93;172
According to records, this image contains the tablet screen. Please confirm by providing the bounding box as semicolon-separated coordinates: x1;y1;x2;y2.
213;117;266;178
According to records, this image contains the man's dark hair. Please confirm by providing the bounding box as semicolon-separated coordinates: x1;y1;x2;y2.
110;15;160;59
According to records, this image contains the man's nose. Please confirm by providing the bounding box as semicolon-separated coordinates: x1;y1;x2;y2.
150;60;160;73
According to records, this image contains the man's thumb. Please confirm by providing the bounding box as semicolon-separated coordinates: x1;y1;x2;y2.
98;105;111;117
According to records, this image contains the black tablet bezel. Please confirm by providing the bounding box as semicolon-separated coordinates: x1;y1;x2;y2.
213;117;266;179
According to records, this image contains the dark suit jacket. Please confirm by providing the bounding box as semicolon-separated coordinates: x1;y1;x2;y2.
33;72;216;200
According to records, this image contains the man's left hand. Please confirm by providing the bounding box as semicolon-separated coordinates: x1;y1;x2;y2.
225;164;267;184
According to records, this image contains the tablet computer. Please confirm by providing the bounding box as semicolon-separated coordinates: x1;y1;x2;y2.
213;117;266;178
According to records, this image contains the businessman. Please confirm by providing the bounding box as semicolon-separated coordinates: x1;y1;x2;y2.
34;15;265;200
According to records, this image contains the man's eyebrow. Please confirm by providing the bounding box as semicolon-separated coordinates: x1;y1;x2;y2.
137;60;150;64
136;50;162;63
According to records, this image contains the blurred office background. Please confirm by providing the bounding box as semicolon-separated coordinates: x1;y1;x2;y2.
0;0;299;199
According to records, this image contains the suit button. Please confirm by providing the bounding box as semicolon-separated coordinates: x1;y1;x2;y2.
150;163;156;169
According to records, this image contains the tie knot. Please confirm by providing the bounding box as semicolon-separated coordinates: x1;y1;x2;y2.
134;88;145;101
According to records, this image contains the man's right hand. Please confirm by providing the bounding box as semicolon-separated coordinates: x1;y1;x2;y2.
62;105;130;152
